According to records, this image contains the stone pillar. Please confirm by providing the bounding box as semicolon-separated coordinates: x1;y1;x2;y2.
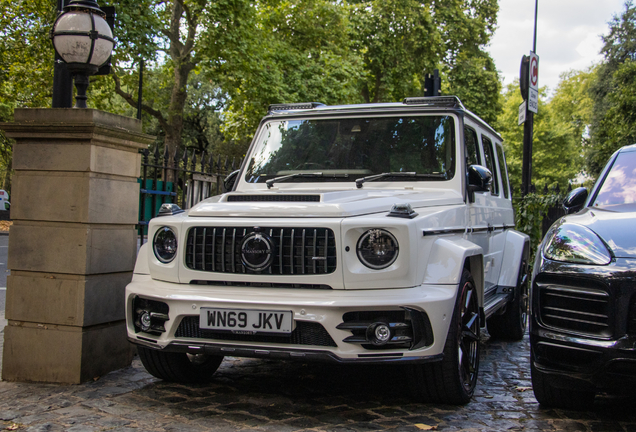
0;109;154;384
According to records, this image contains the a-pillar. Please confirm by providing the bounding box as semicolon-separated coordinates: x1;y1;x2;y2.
0;109;154;383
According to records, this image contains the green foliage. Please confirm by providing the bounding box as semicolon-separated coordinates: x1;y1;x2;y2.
220;0;363;145
514;192;564;267
496;81;586;194
588;1;636;177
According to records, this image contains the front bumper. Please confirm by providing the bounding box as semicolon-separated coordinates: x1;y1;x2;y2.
530;256;636;393
126;274;458;364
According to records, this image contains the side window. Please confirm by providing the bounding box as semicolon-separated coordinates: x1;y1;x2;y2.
482;136;499;196
464;126;480;166
495;142;511;199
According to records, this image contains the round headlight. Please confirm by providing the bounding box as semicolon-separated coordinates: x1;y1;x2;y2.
154;227;178;263
356;229;399;269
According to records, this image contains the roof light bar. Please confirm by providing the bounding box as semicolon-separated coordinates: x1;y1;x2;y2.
403;96;464;109
268;102;326;112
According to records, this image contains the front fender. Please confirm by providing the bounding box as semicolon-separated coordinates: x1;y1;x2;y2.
422;237;484;306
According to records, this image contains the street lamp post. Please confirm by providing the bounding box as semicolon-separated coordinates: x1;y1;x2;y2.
50;0;115;108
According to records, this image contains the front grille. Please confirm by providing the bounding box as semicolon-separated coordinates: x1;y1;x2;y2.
185;227;337;275
538;284;611;337
175;316;337;347
227;195;320;202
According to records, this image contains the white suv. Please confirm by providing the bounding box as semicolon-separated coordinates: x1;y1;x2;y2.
126;97;530;405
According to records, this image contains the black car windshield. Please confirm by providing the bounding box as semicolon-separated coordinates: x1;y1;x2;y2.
593;150;636;207
244;115;456;184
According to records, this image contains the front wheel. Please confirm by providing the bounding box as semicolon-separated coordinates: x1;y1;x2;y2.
410;269;480;404
138;346;224;383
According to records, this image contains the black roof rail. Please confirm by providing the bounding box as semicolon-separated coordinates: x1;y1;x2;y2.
403;96;464;109
268;102;326;112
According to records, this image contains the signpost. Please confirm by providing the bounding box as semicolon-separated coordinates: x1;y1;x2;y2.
519;0;539;196
528;52;539;114
518;101;527;126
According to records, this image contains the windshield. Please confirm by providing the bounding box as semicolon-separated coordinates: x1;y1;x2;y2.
244;115;456;184
593;150;636;207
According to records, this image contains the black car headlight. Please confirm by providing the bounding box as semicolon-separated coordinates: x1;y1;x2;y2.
356;229;399;269
153;226;178;263
543;222;611;265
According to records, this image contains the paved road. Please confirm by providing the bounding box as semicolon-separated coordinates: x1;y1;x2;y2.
1;331;636;431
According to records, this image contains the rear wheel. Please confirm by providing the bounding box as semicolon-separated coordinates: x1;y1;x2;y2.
138;346;224;383
488;259;528;341
410;269;480;405
531;356;595;410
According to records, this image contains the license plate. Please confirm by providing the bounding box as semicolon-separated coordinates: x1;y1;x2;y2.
199;308;293;334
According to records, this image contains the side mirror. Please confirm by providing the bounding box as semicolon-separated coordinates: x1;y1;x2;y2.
223;170;240;193
467;165;492;203
563;187;588;214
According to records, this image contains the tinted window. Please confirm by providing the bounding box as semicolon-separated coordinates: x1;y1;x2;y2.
245;116;456;183
496;143;510;199
482;136;499;195
593;150;636;206
464;126;480;166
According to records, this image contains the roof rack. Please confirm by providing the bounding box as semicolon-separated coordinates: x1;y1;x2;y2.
268;102;326;112
402;96;464;109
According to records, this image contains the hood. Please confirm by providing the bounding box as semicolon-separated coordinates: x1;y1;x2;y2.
564;204;636;259
188;188;464;218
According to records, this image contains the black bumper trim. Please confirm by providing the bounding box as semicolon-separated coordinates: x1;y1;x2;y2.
129;337;444;365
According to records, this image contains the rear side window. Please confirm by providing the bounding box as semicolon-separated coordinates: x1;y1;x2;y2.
482;136;499;196
495;142;510;199
464;126;480;166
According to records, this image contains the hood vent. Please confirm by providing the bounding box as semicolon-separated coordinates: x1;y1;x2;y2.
227;195;321;202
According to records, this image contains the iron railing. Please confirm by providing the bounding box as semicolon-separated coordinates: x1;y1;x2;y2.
138;146;242;238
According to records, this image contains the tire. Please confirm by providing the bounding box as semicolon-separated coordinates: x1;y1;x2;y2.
488;259;528;341
410;269;480;405
531;357;595;410
138;346;224;383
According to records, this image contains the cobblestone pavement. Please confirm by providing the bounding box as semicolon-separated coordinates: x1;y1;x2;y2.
1;331;636;431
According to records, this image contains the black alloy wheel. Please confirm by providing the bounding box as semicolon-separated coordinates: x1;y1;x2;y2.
409;268;480;404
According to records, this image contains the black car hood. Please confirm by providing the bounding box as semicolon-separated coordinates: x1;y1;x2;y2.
563;204;636;259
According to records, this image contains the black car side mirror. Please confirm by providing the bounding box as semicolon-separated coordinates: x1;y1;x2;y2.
223;170;240;193
467;165;492;203
563;187;588;214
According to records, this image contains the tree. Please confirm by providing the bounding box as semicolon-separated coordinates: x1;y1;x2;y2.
497;81;584;193
108;0;254;166
588;0;636;176
0;0;57;190
219;0;362;146
350;0;501;122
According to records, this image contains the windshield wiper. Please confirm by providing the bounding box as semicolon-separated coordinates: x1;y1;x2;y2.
355;172;445;188
266;172;349;189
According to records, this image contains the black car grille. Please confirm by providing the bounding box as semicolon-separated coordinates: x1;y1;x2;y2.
185;227;337;275
175;316;337;347
226;195;320;202
538;284;611;337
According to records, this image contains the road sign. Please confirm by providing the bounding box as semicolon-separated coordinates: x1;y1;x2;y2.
528;88;538;114
519;101;527;125
529;52;539;92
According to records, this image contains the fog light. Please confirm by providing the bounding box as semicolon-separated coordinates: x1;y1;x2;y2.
367;322;392;345
140;311;152;332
